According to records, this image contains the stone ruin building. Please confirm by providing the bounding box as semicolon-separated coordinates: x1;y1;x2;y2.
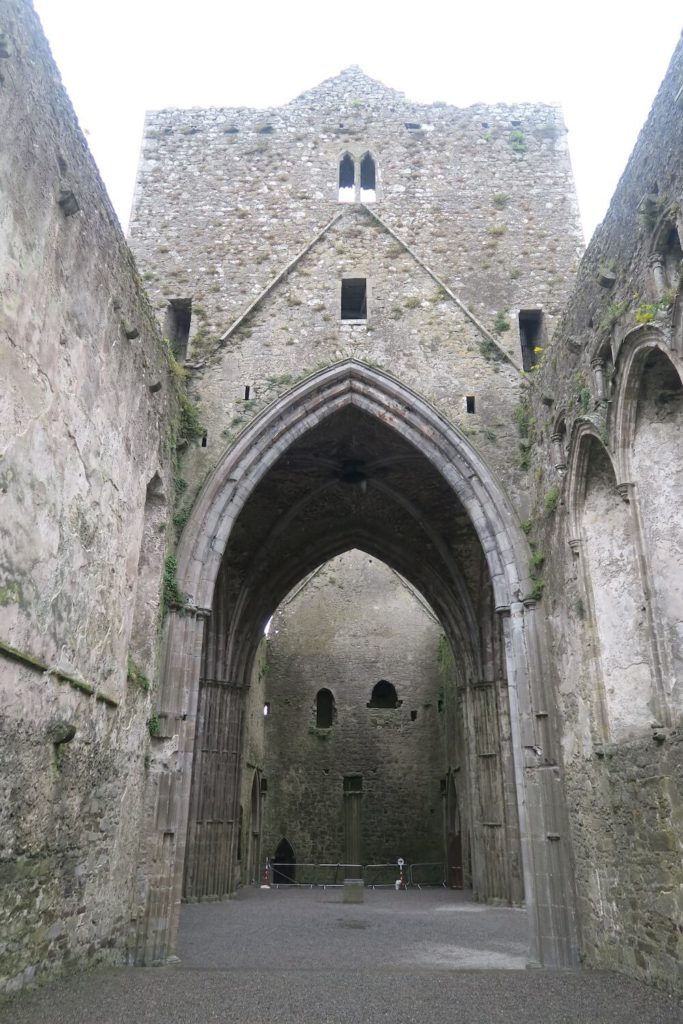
1;0;682;999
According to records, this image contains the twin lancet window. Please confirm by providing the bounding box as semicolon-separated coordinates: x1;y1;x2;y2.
338;153;377;203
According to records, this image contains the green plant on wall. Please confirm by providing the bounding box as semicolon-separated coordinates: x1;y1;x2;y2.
508;130;527;154
492;311;510;335
514;398;536;470
127;656;150;693
543;485;560;515
163;555;183;610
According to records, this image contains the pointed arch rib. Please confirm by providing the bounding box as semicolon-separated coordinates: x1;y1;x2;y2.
177;360;531;612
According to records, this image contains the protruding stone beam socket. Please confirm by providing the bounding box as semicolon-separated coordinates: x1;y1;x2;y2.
590;357;607;403
58;187;80;217
122;320;140;340
0;31;11;58
46;720;76;745
597;268;616;289
551;432;567;473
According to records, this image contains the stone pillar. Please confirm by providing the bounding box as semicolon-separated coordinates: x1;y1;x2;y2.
131;605;208;965
648;252;667;297
501;601;580;968
567;537;610;746
551;432;567;474
590;357;606;403
617;481;673;727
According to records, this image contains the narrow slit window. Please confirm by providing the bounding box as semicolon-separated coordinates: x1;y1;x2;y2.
360;153;376;202
244;385;251;400
164;299;192;361
341;278;367;320
518;310;544;371
466;396;476;414
338;153;355;203
315;688;335;729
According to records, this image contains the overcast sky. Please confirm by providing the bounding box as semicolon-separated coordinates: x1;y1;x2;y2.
33;1;681;241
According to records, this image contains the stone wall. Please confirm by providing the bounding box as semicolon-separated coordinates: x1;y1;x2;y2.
525;33;683;992
261;551;447;870
0;0;175;993
128;68;584;523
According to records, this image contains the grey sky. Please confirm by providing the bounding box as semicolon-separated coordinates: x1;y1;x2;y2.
34;0;682;240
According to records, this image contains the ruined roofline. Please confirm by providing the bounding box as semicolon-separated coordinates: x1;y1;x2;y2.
142;64;566;122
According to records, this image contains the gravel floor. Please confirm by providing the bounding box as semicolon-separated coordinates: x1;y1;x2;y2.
3;888;681;1024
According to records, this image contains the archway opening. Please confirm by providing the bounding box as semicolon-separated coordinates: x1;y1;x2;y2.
182;402;525;909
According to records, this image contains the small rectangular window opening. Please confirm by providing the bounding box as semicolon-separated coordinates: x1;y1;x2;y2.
201;434;208;448
343;775;363;793
341;278;367;320
164;299;192;361
465;396;476;414
244;385;251;400
519;310;544;371
263;702;270;717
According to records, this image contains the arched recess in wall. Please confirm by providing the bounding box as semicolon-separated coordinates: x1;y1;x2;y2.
568;427;656;741
367;679;400;708
338;152;355;203
614;333;683;716
272;837;295;884
359;152;377;202
146;359;579;970
650;213;682;296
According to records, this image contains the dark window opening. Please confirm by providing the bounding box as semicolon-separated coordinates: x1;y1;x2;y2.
519;309;544;371
410;709;418;721
343;775;363;793
405;122;421;130
244;385;251;400
339;153;355;201
201;434;208;448
272;838;295;884
164;299;192;361
341;278;367;320
368;679;401;709
360;153;376;199
465;396;476;414
316;688;335;728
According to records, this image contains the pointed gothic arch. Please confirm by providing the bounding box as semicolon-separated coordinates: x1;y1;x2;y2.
139;359;579;970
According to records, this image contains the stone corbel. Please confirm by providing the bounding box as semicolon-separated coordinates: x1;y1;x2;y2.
568;537;582;558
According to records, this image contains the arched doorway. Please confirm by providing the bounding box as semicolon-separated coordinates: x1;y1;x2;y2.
137;360;578;969
272;838;296;884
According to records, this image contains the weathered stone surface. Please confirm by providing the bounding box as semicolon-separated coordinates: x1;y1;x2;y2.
1;0;682;1003
0;0;176;995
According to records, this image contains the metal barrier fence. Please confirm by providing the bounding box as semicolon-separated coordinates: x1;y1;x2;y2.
408;862;446;888
269;863;363;888
263;861;446;889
